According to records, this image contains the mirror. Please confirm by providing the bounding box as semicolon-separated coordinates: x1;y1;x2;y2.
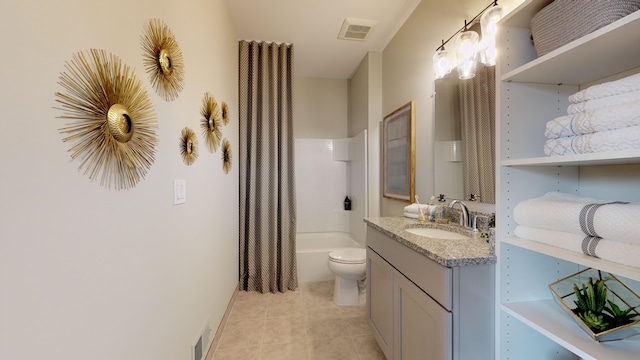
433;65;496;205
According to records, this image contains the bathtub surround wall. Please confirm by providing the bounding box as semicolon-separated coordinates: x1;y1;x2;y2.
295;130;368;245
348;130;368;245
295;138;349;233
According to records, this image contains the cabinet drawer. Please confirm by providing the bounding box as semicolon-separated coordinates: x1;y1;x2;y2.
367;226;453;310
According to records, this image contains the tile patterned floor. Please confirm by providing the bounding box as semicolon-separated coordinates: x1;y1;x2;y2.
209;280;386;360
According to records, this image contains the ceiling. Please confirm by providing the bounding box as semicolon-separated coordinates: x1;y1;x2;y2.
223;0;422;79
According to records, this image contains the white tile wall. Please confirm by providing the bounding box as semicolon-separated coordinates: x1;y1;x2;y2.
295;139;349;233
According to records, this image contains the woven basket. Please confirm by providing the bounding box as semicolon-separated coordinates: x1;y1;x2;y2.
530;0;640;57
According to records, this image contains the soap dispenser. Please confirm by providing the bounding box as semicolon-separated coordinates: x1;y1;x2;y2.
344;196;351;210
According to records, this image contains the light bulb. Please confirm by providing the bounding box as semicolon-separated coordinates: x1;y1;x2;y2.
480;5;504;66
481;5;504;37
433;48;452;79
455;30;479;79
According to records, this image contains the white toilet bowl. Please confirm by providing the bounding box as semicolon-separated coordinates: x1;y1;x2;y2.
328;248;367;306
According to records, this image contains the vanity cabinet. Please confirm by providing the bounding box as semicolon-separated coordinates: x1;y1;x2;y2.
496;1;640;359
366;225;494;360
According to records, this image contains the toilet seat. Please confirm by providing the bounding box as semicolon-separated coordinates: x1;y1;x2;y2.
328;248;366;264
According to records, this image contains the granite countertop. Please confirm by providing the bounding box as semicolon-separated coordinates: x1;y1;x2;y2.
364;217;496;267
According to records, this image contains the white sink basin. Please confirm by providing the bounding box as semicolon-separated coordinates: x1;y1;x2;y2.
405;227;470;240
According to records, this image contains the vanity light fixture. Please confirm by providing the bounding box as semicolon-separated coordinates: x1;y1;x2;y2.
433;1;504;80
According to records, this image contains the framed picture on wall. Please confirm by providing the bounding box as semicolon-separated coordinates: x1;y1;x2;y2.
383;101;415;202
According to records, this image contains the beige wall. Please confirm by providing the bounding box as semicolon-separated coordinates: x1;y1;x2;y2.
349;56;369;137
349;52;382;217
294;77;349;139
380;0;522;216
0;1;239;359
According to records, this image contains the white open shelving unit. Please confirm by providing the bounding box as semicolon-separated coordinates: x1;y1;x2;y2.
496;1;640;359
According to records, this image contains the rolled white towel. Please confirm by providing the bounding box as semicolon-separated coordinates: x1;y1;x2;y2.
544;124;640;156
568;90;640;114
513;192;640;246
514;225;640;269
545;101;640;139
569;72;640;103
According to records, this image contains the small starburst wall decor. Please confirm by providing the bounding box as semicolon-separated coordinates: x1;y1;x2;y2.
200;92;222;152
221;138;232;174
141;18;185;102
180;127;199;166
55;49;158;190
221;101;230;125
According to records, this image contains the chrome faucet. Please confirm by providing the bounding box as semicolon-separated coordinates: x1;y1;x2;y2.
448;199;472;229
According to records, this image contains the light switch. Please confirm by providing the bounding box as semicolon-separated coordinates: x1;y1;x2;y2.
173;179;186;205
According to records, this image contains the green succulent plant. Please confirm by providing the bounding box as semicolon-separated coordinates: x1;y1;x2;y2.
603;300;640;326
578;311;609;332
573;277;607;315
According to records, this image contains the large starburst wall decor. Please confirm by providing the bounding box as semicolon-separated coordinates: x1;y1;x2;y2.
141;18;185;101
55;49;158;190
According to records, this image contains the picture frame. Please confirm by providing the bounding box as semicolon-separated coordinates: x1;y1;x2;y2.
383;101;415;202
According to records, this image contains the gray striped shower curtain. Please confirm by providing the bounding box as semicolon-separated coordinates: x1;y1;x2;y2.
238;40;298;293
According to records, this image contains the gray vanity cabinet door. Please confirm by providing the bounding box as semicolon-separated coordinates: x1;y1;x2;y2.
394;271;452;360
367;248;394;360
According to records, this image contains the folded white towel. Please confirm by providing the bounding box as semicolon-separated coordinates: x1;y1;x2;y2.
569;72;640;103
568;90;640;114
513;192;640;245
404;211;419;219
544;124;640;156
545;101;640;139
514;225;640;269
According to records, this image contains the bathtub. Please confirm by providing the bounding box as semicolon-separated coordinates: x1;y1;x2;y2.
296;232;363;283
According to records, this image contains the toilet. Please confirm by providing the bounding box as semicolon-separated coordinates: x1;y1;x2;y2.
328;248;367;306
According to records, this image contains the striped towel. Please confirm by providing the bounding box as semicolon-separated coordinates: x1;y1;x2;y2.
513;192;640;245
514;225;640;269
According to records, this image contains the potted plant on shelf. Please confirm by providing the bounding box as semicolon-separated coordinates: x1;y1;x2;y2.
549;268;640;341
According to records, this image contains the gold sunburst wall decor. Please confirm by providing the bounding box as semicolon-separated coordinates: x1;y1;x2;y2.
200;92;222;152
221;101;230;125
141;18;185;101
55;49;158;190
180;127;199;165
222;138;232;174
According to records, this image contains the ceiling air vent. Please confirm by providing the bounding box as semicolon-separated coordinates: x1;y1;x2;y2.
338;18;377;41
